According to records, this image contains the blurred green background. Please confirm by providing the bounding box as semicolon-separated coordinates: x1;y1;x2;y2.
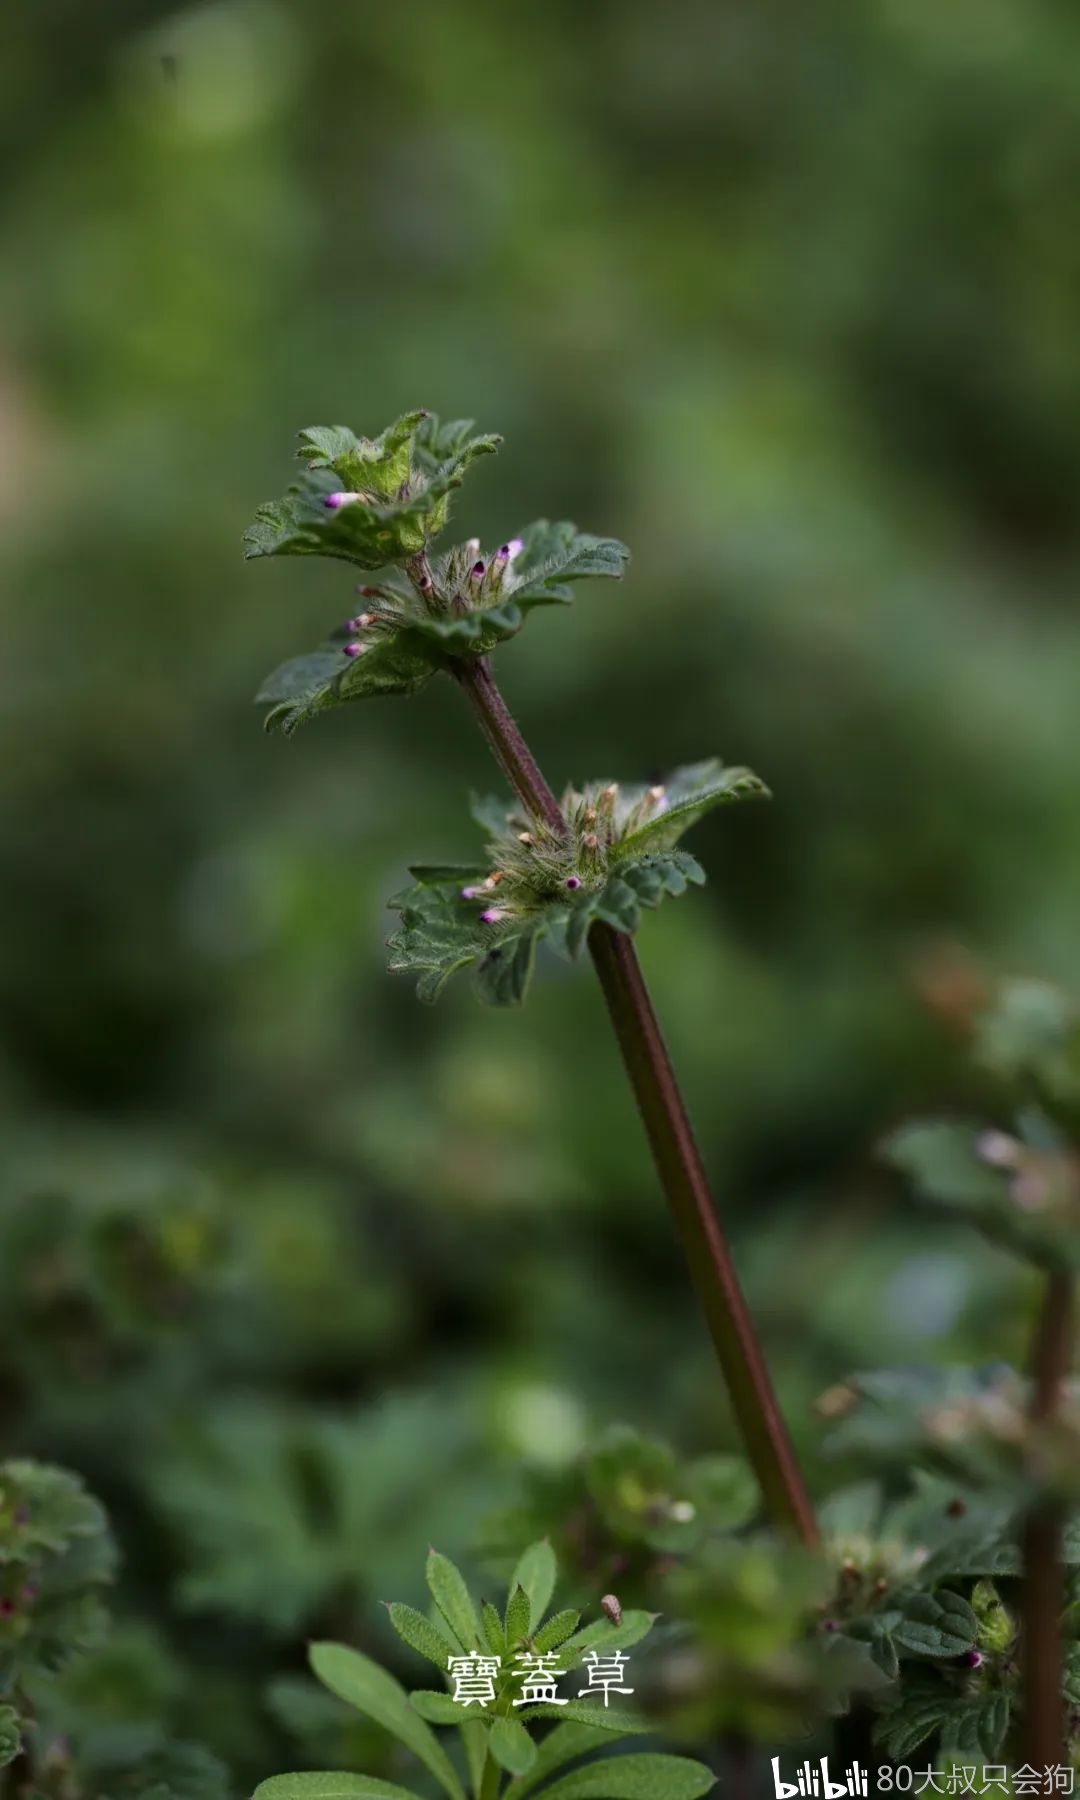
3;0;1080;1784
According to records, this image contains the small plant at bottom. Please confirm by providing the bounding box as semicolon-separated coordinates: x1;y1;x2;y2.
253;1543;714;1800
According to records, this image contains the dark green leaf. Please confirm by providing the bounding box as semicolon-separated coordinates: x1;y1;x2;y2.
892;1590;977;1658
308;1643;464;1800
509;520;630;602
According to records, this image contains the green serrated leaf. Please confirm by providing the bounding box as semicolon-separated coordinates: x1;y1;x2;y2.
918;1534;1022;1583
308;1643;465;1800
473;922;543;1008
481;1601;507;1659
489;1717;537;1777
938;1692;1011;1758
614;762;769;861
533;1610;581;1654
426;1551;481;1656
297;412;429;499
504;1585;532;1650
258;633;437;735
560;1612;656;1669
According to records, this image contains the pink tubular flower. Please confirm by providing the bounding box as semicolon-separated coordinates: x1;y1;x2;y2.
323;491;360;510
480;906;507;925
565;875;582;891
470;560;485;582
342;642;367;659
505;537;524;561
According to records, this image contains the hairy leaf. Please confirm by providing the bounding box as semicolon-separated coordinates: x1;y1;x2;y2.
481;1601;507;1659
425;1550;481;1655
504;1584;532;1650
508;519;630;602
530;1753;715;1800
533;1610;581;1654
386;1604;453;1674
254;1778;427;1800
509;1540;557;1633
502;1720;651;1800
613;761;769;860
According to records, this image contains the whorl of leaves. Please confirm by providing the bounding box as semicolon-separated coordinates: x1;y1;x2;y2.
246;415;630;734
386;761;768;1005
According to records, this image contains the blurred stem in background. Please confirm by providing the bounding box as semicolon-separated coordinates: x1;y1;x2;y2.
454;656;819;1546
1022;1269;1073;1775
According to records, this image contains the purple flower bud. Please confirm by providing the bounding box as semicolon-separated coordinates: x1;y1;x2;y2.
480;906;506;925
565;875;582;891
470;560;485;581
963;1649;982;1668
461;885;482;901
496;543;511;562
343;618;361;634
324;491;360;511
343;642;366;659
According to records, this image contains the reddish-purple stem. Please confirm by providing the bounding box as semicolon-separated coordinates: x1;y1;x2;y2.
453;657;818;1544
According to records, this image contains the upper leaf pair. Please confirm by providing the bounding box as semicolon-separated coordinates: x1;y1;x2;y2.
245;415;629;734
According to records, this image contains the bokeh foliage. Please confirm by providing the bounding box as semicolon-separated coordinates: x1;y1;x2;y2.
4;0;1080;1790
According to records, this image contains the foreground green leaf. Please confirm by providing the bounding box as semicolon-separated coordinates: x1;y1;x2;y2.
308;1644;465;1800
